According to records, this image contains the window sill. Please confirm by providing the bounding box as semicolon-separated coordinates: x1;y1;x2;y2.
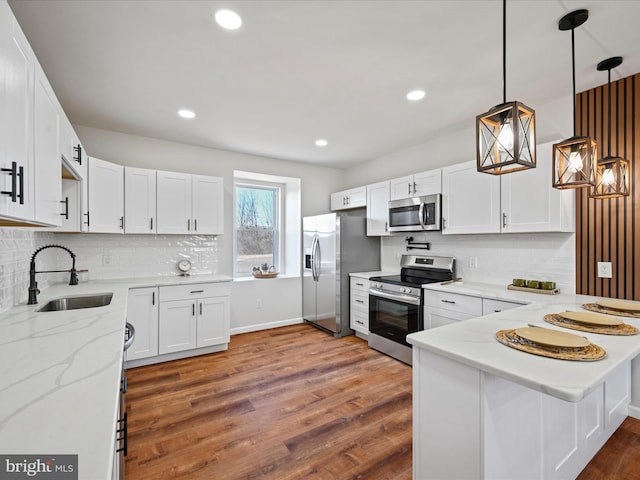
233;273;299;283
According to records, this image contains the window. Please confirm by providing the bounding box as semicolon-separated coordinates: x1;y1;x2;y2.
234;181;282;276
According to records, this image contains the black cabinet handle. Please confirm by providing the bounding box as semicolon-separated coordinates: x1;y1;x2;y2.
74;144;82;165
187;219;190;231
116;412;128;456
120;216;124;229
192;303;195;316
152;291;155;305
17;166;24;204
84;211;90;227
60;197;69;219
194;219;197;231
190;290;204;294
441;299;456;304
1;161;18;202
150;217;153;230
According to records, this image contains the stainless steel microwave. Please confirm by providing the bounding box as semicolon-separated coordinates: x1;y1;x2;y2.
388;194;442;232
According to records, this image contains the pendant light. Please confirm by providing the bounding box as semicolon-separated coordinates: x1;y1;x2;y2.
476;0;536;175
552;10;597;189
591;56;630;199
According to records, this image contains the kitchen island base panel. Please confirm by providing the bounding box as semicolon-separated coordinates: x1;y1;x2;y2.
413;348;630;480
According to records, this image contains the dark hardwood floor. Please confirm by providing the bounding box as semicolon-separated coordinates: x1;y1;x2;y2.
125;324;412;479
125;324;640;479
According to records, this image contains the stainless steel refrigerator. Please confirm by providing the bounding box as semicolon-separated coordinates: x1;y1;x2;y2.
303;212;380;337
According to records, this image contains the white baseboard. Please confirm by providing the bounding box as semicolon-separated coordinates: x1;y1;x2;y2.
230;317;303;336
628;404;640;420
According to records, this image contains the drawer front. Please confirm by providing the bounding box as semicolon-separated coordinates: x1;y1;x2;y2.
351;292;369;311
159;282;230;302
351;309;369;332
424;290;482;316
350;277;369;293
482;298;524;315
426;306;477;327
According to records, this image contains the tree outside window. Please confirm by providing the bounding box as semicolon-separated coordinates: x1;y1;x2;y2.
235;184;280;275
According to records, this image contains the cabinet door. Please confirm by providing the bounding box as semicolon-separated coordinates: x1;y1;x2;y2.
124;167;156;234
196;295;230;347
156;170;191;234
346;186;366;208
126;287;159;361
413;169;442;196
442;161;501;234
55;178;81;232
389;175;414;201
0;3;35;221
366;181;390;236
501;141;574;233
158;299;197;354
350;277;369;334
88;157;124;233
330;191;348;210
33;61;61;226
192;174;223;234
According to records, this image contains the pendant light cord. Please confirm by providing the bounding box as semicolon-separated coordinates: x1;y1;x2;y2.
571;28;577;135
607;68;612;156
502;0;507;104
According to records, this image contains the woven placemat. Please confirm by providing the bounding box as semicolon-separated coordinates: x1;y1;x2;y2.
582;303;640;318
544;314;639;336
495;329;607;361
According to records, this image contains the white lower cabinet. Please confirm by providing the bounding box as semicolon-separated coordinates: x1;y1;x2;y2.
158;283;230;355
413;349;631;480
126;282;230;366
126;287;159;361
425;291;482;329
350;277;370;334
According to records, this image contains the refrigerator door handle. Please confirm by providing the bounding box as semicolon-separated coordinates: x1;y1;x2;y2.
312;235;321;281
311;235;318;281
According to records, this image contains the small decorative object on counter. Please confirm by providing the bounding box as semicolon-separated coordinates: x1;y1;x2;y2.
507;279;560;295
177;259;192;276
252;265;278;278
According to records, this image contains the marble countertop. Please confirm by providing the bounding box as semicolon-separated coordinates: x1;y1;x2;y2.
0;274;231;480
409;282;640;402
349;270;397;279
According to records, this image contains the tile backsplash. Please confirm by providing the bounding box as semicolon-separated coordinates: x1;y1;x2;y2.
0;230;219;314
0;228;55;313
50;233;219;281
381;232;576;294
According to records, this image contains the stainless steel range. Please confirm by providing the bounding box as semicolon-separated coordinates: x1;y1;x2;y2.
368;255;456;365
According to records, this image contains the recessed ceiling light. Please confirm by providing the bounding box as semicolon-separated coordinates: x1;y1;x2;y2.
215;9;242;30
178;109;195;119
406;90;426;101
315;139;328;147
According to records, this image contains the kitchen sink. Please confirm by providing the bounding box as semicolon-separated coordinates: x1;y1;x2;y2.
37;293;113;312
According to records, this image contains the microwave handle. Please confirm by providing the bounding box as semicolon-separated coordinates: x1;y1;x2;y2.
418;202;426;230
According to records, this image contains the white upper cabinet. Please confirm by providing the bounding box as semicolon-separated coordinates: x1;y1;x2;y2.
366;180;390;236
501;142;574;233
389;169;441;201
124;166;156;234
192;174;224;235
330;186;366;211
441;142;575;235
87;157;124;233
442;161;501;234
0;1;35;222
156;170;224;235
156;170;192;234
33;61;61;226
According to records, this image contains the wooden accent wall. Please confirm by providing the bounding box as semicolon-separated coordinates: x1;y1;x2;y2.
575;73;639;299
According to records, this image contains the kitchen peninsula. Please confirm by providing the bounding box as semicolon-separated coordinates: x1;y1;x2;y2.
408;283;640;480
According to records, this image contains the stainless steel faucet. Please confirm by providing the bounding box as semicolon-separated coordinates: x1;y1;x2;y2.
28;244;78;305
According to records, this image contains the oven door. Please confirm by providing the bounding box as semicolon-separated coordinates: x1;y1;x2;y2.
369;290;423;347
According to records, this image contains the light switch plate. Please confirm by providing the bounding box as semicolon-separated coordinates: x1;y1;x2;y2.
597;262;612;278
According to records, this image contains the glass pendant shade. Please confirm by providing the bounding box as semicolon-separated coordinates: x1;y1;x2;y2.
552;136;596;188
591;156;630;198
477;101;536;174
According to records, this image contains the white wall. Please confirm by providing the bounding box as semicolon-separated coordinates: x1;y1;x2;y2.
381;232;575;294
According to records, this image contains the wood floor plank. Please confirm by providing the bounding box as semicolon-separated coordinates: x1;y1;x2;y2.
125;323;640;479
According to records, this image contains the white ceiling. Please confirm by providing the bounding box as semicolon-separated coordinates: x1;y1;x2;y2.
8;0;640;169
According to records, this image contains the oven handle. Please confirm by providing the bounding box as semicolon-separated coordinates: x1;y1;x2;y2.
369;288;421;306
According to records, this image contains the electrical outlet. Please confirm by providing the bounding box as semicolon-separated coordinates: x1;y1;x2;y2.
597;262;612;278
256;298;263;309
102;254;114;266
